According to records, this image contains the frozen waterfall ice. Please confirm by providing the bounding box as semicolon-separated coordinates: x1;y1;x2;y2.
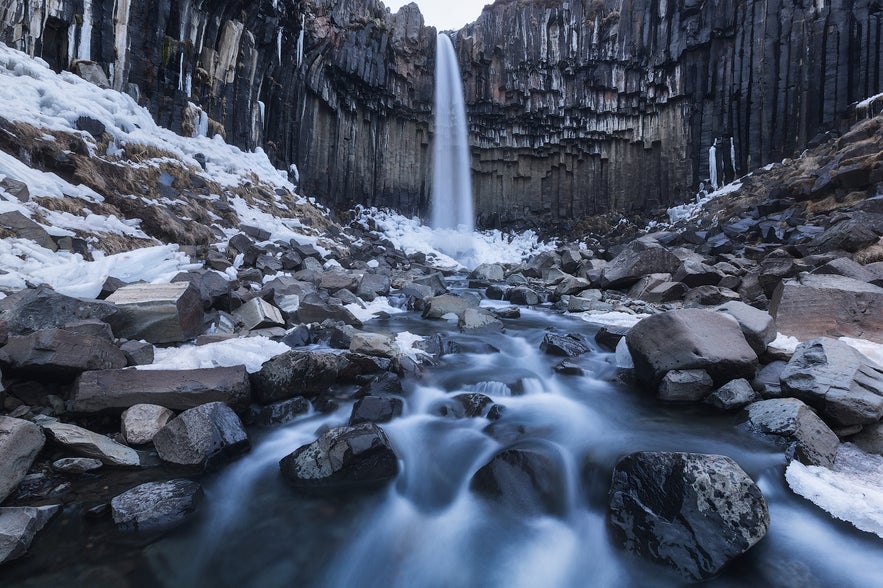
431;34;473;232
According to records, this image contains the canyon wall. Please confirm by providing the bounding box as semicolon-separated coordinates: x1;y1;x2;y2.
1;0;881;228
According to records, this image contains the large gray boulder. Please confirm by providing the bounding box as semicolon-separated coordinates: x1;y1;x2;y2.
279;423;398;492
0;286;116;336
296;301;363;327
0;505;59;565
349;332;398;358
121;404;175;445
111;480;203;531
70;366;251;413
105;282;205;344
715;301;777;356
626;309;758;386
233;297;284;331
153;402;249;470
0;417;45;504
250;350;340;404
740;398;840;467
422;294;480;319
42;422;140;467
599;240;682;289
0;329;127;376
608;452;769;582
780;337;883;427
770;274;883;343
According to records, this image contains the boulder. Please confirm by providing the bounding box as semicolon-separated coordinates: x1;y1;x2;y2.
233;297;284;331
279;423;398;491
779;337;883;427
121;404;175;445
0;505;59;565
673;260;724;287
51;457;103;473
105;282;204;344
349;332;398;358
715;301;777;356
0;177;29;202
250;350;340;404
0;329;127;376
458;308;504;332
853;421;883;455
608;452;769;582
42;422;140;467
0;211;56;251
508;286;541;306
422;294;480;319
813;257;878;283
740;398;839;467
0;286;116;336
70;366;251;413
657;369;714;402
111;480;203;531
248;397;311;426
0;417;45;503
540;332;592;357
469;263;505;282
599;240;681;289
626;309;758;386
119;340;155;366
319;271;359;292
153;402;249;470
349;396;404;425
356;273;390;301
810;212;883;253
554;276;591;297
470;447;566;516
705;379;760;411
296;301;363;327
770;274;883;343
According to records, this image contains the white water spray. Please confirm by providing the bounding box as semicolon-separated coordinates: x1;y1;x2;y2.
431;34;473;232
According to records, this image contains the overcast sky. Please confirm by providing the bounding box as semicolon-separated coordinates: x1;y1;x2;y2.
382;0;486;31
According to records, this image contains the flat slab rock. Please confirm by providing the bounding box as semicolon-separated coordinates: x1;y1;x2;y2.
626;309;758;386
279;423;398;492
780;337;883;427
608;451;769;582
42;421;140;467
0;328;127;375
0;286;117;336
70;366;251;413
111;479;203;532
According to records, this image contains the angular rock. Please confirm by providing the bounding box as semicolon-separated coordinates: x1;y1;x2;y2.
121;404;175;445
106;282;204;344
673;260;724;287
469;263;505;282
459;308;504;332
705;378;760;411
626;309;758;386
470;447;566;516
715;301;777;356
657;369;714;402
248;397;311;426
297;301;363;327
540;332;592;357
740;398;839;467
349;332;398;358
684;285;741;306
0;416;45;504
0;286;116;336
42;422;140;467
0;211;56;251
51;457;103;474
250;350;340;404
508;286;540;306
234;297;285;331
153;402;249;470
349;395;404;425
0;505;59;565
0;177;29;202
594;325;630;351
70;366;251;413
754;361;787;398
853;421;883;455
111;480;203;532
814;257;877;283
599;240;681;289
771;274;883;343
780;337;883;427
422;294;480;319
356;273;390;301
608;452;769;582
554;276;591;297
119;340;155;366
810;212;883;253
0;329;127;376
319;271;358;292
279;423;398;491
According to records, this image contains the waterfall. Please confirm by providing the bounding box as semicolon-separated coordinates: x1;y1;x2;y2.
431;34;473;232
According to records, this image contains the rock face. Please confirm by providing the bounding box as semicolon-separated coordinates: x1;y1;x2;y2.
2;0;878;226
153;402;250;470
279;423;398;492
70;366;251;413
779;338;883;427
0;417;45;503
626;309;758;386
111;480;203;531
608;452;769;582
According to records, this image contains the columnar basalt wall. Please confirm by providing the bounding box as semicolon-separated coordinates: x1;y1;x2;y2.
1;0;881;228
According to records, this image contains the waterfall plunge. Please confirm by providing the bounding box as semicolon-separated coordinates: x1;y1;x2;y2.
431;34;473;232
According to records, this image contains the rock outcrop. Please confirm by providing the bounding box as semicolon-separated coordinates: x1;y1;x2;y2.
2;0;879;226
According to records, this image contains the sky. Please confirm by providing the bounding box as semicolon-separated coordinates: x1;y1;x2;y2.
382;0;487;31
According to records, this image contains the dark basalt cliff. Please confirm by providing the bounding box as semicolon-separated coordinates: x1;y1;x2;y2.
1;0;881;228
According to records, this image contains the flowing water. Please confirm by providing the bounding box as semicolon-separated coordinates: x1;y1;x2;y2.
430;34;473;233
5;284;883;587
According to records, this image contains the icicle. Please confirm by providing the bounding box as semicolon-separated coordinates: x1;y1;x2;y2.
185;73;192;97
178;52;184;91
197;110;209;137
708;141;718;191
276;27;282;64
296;15;305;67
67;19;76;66
730;138;737;178
78;0;93;61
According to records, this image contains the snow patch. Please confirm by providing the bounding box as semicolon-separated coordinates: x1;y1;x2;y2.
345;297;406;323
140;336;289;373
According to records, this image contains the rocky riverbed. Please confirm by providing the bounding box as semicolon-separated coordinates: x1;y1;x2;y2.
0;40;882;587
